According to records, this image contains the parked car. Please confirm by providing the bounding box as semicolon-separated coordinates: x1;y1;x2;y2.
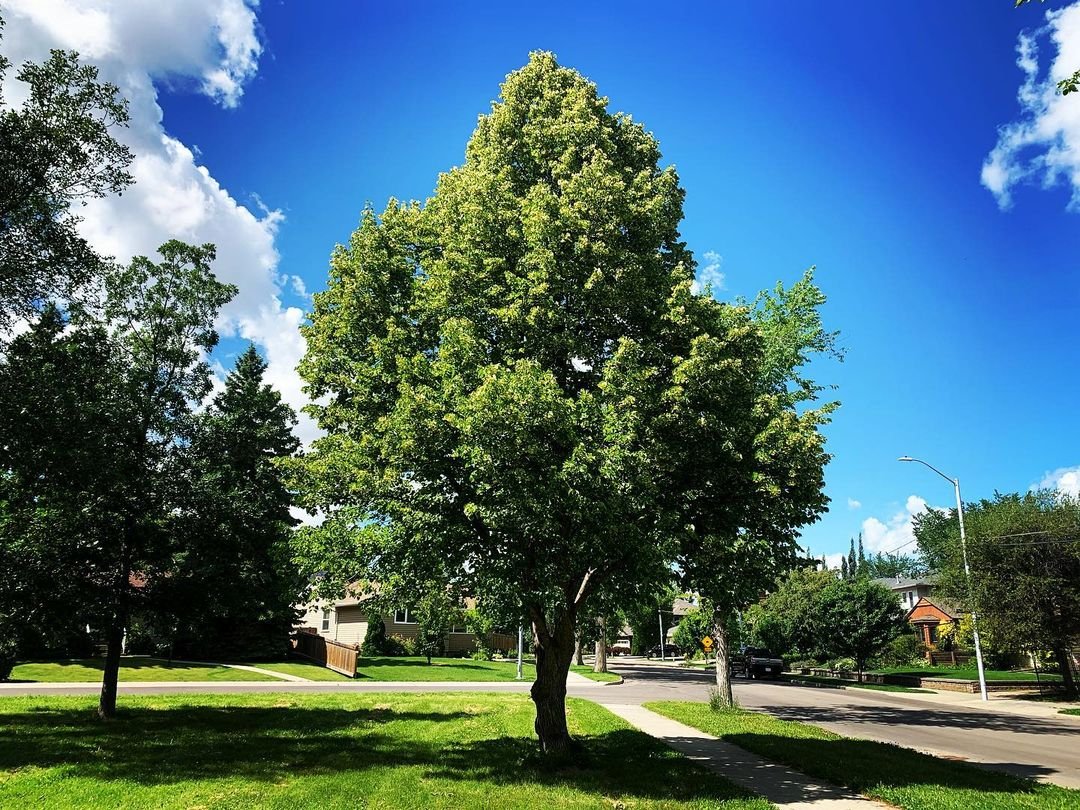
646;643;681;659
730;647;784;679
610;643;631;656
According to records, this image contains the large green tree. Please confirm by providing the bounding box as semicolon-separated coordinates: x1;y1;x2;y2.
0;20;133;327
291;53;833;753
745;567;837;659
667;269;839;705
916;490;1080;694
0;242;235;716
814;577;905;680
163;345;302;660
0;306;124;674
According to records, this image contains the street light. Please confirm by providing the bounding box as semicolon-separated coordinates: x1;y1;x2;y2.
898;456;989;702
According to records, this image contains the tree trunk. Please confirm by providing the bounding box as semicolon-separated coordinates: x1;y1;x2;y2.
574;634;584;666
1054;643;1077;696
712;618;733;708
530;610;576;755
98;615;124;720
593;616;608;673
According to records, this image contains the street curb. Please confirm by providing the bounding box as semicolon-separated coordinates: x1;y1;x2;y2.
781;676;846;690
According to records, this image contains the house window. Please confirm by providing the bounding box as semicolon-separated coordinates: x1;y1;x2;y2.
321;608;331;632
394;609;416;624
449;624;468;634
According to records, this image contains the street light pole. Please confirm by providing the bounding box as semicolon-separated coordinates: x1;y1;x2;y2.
899;456;989;702
658;607;666;662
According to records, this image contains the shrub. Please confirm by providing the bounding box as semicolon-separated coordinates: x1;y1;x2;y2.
362;614;388;655
471;644;493;661
0;636;17;681
382;634;410;656
828;656;856;672
882;632;926;667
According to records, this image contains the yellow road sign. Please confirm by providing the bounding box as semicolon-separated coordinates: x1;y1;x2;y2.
701;636;713;650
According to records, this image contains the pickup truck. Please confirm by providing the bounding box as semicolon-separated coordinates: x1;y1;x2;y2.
730;647;784;679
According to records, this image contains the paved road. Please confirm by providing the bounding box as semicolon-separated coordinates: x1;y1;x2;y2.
604;660;1080;788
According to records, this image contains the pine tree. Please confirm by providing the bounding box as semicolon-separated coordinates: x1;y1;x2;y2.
169;345;302;660
857;533;866;578
847;538;857;580
841;555;849;580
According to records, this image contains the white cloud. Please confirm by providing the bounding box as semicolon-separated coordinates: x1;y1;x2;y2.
822;552;845;571
2;1;317;444
982;1;1080;209
847;498;862;510
1035;465;1080;498
691;250;725;296
860;495;935;555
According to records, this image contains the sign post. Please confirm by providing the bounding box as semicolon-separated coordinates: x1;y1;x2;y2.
702;635;713;664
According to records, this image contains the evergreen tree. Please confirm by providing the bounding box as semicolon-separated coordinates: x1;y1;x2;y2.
847;537;857;579
857;533;866;578
166;345;302;660
841;555;849;580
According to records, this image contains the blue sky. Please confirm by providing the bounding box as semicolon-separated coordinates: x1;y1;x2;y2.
8;1;1080;565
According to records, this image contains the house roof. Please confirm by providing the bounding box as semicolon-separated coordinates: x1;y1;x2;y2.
873;575;936;592
671;597;695;616
906;596;962;622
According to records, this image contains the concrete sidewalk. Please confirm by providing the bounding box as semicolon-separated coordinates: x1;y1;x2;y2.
599;703;884;809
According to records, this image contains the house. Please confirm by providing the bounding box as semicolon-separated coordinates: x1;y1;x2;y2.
296;591;516;655
906;596;963;648
614;596;696;651
872;575;935;613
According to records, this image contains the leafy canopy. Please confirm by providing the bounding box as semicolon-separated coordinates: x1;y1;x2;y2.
0;19;133;327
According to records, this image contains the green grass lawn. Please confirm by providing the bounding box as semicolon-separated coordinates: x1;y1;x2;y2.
355;655;537;681
1063;708;1080;716
570;665;621;683
8;658;276;683
242;657;355;681
876;666;1062;682
0;693;768;810
646;701;1080;810
778;673;933;694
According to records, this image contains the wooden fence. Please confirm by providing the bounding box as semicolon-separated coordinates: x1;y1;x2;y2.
928;650;972;667
292;629;359;677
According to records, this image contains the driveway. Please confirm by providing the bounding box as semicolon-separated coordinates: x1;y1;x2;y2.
603;659;1080;788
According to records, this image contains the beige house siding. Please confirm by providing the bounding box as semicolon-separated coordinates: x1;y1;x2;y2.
333;605;369;646
297;600;519;655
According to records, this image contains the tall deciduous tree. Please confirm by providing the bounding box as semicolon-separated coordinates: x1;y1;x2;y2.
92;241;235;718
0;20;133;327
916;490;1080;694
815;577;905;680
291;53;834;753
745;567;837;659
667;269;839;705
0;242;235;715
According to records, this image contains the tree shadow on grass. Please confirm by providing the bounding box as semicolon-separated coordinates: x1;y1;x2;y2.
0;703;753;805
716;732;1062;799
764;702;1080;736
